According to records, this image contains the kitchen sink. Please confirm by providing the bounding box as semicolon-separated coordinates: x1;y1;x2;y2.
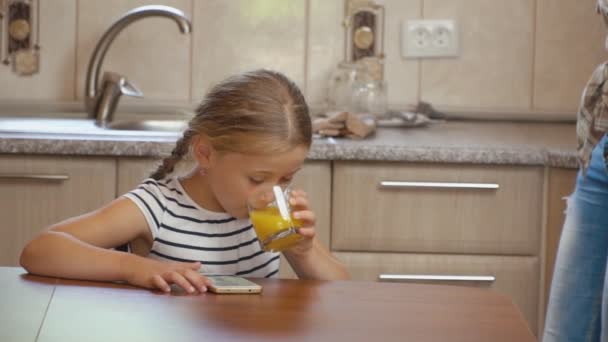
105;119;187;132
0;117;187;136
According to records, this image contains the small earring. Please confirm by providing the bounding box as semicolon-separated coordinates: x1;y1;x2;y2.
199;168;207;176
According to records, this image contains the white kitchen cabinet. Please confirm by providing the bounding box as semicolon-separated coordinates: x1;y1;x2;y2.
0;155;116;266
332;161;543;255
540;167;577;334
331;161;545;334
336;252;540;333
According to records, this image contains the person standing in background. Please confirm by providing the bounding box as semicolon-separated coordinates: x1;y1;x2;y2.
543;1;608;341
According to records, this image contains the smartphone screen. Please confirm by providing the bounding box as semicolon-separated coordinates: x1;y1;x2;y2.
206;275;263;294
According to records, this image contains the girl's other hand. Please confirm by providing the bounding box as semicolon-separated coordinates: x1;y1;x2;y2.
288;189;316;255
120;256;210;294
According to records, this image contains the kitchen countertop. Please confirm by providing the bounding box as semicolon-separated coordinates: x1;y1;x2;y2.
0;119;578;168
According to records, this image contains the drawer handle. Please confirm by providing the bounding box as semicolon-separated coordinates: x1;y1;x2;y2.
0;173;70;182
379;181;499;190
379;274;496;283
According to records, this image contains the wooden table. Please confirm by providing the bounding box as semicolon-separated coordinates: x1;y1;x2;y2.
0;267;536;341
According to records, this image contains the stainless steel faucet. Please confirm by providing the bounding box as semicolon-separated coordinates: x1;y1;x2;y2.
84;5;191;127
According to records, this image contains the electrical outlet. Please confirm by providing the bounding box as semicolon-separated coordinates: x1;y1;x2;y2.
401;19;459;58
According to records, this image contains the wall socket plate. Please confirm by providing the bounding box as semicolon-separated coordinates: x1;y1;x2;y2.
401;19;459;59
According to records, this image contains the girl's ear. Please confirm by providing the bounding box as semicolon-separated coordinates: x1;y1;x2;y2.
191;135;215;169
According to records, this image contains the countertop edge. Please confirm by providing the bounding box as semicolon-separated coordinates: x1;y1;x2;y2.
0;134;579;169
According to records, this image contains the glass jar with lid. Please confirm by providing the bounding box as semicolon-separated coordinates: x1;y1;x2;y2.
326;61;372;113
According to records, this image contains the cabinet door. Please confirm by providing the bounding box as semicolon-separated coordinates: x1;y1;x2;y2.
541;167;577;333
0;155;116;266
117;158;161;195
333;162;543;255
117;158;332;279
335;252;539;334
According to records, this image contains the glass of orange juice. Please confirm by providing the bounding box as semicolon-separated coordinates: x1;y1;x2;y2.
248;185;303;252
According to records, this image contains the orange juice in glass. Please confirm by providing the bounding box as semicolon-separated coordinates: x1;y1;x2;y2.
249;186;303;252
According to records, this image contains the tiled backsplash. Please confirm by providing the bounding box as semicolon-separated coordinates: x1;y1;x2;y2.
0;0;605;118
75;0;192;102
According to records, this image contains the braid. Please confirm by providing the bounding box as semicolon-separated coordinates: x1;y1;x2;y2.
149;129;195;180
148;70;310;180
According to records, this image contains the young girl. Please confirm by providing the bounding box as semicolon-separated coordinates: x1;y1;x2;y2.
20;69;350;294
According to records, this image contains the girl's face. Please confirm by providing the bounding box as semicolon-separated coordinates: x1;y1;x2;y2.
205;145;309;219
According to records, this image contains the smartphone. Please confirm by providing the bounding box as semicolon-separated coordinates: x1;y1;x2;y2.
206;275;263;294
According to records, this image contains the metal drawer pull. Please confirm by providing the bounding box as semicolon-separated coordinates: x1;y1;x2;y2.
379;274;496;283
0;173;70;182
379;181;499;190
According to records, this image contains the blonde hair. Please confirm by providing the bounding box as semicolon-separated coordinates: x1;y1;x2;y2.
150;70;311;180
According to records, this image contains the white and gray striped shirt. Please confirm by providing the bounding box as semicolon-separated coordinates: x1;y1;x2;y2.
123;177;280;278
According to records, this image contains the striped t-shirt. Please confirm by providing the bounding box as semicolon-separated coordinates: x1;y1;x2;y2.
123;177;280;278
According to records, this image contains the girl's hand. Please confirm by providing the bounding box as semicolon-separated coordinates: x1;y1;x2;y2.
282;189;351;280
120;255;210;294
287;189;317;256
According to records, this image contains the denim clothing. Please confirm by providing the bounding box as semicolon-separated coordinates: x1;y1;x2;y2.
544;134;608;342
